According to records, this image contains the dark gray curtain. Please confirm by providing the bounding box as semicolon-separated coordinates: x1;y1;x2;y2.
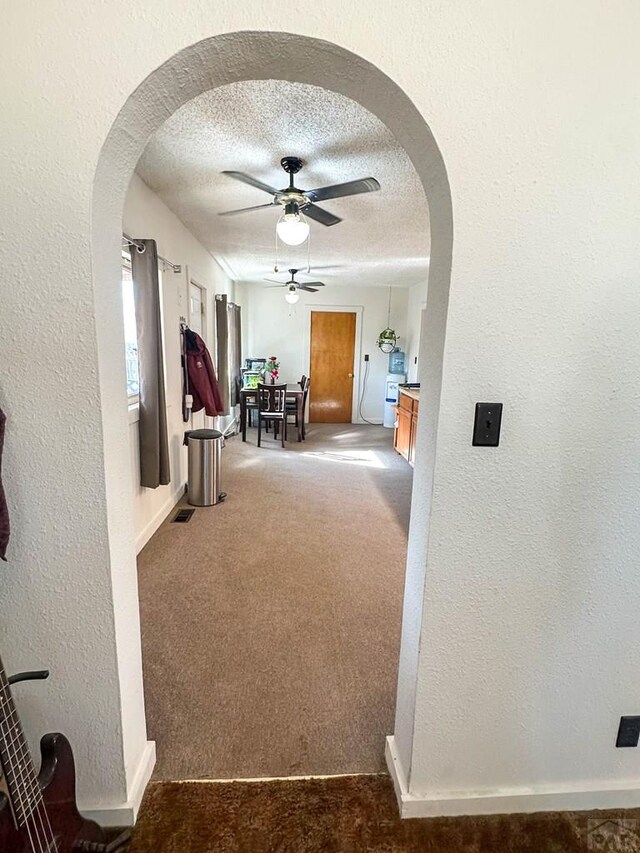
215;294;230;415
215;294;242;413
228;302;242;407
131;239;170;488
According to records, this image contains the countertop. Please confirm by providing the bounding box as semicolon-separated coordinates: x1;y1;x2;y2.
399;387;420;402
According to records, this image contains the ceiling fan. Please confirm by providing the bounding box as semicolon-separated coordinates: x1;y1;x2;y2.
219;156;380;245
264;268;325;304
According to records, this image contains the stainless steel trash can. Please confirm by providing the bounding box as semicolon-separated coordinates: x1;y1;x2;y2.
185;429;226;507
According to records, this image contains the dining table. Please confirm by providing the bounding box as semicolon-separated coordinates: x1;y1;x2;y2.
239;384;304;443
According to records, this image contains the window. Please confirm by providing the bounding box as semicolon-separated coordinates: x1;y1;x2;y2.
122;252;139;400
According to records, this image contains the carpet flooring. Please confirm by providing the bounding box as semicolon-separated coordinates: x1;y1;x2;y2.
137;424;413;780
129;774;640;852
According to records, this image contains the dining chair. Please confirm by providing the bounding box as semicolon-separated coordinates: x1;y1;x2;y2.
301;376;310;440
257;383;287;448
286;375;310;441
286;375;305;422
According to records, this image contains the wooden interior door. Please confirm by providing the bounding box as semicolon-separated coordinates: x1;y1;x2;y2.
309;311;356;423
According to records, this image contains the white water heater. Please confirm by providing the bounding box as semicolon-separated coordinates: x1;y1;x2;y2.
383;374;406;428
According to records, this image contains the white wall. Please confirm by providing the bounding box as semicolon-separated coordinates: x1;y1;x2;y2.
404;282;427;383
237;282;408;422
1;1;640;823
123;174;233;551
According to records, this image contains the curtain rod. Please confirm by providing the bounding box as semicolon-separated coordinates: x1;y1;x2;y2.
122;235;145;253
122;234;181;273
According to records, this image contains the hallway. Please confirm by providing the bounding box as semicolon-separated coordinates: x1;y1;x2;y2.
137;424;413;780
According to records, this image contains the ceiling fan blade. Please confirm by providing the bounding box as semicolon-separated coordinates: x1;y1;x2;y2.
219;202;278;217
305;177;380;202
303;204;342;227
263;277;286;284
221;171;280;195
298;286;319;292
298;281;325;288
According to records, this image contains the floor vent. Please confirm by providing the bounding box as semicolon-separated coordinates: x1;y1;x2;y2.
173;509;195;523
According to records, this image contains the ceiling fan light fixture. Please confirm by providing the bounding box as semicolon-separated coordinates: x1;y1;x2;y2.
285;284;300;304
276;209;309;246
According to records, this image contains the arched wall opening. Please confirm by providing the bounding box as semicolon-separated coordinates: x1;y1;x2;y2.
92;30;452;811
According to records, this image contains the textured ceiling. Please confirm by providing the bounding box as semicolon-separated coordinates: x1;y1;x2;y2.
136;80;430;288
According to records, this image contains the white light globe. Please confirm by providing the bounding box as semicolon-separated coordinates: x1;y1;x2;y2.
285;287;300;304
277;212;310;246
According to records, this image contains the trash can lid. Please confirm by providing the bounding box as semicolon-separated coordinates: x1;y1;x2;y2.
185;429;224;440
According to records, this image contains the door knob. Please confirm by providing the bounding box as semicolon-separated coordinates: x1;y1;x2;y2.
348;373;354;378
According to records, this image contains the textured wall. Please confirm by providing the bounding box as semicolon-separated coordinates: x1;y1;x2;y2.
1;0;639;818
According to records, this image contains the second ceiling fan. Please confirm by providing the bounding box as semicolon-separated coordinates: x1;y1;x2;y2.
219;156;380;245
264;268;325;304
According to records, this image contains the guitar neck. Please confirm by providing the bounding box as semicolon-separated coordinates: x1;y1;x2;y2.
0;655;43;827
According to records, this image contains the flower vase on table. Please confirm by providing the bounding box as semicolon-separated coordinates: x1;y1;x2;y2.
265;355;280;385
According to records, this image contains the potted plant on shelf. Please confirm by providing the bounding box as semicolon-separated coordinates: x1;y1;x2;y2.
265;355;280;384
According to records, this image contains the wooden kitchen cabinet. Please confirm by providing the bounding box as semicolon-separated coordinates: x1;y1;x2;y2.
394;388;419;466
409;414;418;465
395;406;412;460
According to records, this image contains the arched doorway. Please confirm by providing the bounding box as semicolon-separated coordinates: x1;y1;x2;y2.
92;29;452;809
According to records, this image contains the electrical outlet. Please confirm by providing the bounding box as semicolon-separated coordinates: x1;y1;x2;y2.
617;716;640;747
364;353;370;362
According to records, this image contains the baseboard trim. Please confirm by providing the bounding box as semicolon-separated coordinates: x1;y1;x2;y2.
81;740;156;827
385;735;411;814
136;485;184;553
386;736;640;818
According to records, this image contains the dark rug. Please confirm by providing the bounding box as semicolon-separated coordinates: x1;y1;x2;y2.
128;774;640;852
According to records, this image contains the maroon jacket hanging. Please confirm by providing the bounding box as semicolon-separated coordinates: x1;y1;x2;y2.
184;329;224;417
